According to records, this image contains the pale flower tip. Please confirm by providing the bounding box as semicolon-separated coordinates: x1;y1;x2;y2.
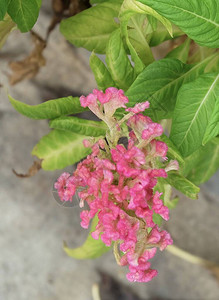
165;160;179;172
79;199;84;208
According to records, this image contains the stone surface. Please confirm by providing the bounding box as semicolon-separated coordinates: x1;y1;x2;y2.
0;3;219;300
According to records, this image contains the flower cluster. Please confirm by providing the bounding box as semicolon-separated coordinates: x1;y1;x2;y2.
55;87;178;282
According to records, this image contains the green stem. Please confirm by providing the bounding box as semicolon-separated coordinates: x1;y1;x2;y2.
167;245;218;268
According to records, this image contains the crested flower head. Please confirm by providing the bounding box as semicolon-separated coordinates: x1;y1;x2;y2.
55;88;177;283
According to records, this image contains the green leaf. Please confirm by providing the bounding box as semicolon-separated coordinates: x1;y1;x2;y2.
49;116;107;137
147;23;183;47
166;171;200;200
89;52;115;91
60;1;120;54
125;53;219;120
7;0;42;32
203;100;219;145
32;130;91;170
147;15;157;31
119;0;172;74
120;0;172;36
137;0;219;48
0;14;16;49
166;38;191;64
126;58;189;119
128;14;154;66
170;73;219;157
0;0;7;21
64;215;110;259
9;95;87;119
183;138;219;185
204;51;219;73
166;197;179;210
106;29;136;90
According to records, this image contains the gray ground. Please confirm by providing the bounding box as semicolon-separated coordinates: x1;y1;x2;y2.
0;3;219;300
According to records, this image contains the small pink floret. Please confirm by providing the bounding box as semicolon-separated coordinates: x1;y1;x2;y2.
126;101;150;113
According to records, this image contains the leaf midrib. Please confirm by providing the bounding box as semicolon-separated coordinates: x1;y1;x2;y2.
51;119;106;130
9;0;38;31
166;2;219;28
70;33;116;41
144;0;219;27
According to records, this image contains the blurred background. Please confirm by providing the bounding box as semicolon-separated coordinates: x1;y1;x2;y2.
0;1;219;300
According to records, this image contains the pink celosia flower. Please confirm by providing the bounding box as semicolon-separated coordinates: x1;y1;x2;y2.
55;88;176;283
80;93;103;119
128;114;163;142
94;87;128;112
80;88;129;125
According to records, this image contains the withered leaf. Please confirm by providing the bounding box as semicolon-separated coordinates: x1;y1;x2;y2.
207;265;219;283
8;31;46;85
12;160;42;178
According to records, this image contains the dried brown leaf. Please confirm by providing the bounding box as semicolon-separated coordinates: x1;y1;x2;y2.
168;34;187;53
207;265;219;282
12;160;42;178
8;31;46;85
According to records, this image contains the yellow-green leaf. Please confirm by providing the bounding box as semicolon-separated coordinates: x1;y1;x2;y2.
89;52;115;91
0;14;16;49
32;130;91;170
166;172;200;200
106;29;136;90
9;95;87;120
49;116;107;137
60;1;121;54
